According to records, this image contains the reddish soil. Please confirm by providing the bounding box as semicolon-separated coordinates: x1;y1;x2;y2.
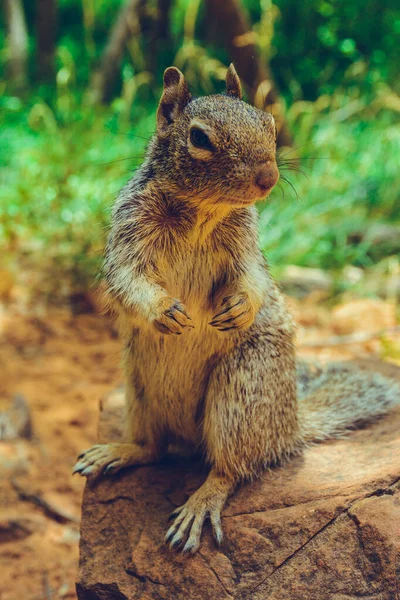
0;297;398;599
1;308;121;600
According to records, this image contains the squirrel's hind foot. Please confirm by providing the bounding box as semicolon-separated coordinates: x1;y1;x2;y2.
165;469;232;554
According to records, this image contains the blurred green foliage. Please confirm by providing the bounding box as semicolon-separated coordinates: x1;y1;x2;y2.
5;0;399;100
0;0;399;297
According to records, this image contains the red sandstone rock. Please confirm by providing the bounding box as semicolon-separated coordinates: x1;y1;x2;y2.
77;360;400;600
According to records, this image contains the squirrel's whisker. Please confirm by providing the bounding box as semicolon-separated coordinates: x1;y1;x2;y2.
106;131;152;141
279;174;300;199
95;157;145;167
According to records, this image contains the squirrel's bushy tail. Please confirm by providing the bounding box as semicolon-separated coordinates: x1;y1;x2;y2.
296;361;400;443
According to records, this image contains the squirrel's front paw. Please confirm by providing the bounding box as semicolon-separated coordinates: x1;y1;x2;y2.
152;297;194;335
210;293;255;332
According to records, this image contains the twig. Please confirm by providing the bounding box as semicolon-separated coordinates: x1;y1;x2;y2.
11;479;80;525
42;571;53;600
299;326;400;348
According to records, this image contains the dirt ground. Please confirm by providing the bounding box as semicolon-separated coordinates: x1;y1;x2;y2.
0;295;399;600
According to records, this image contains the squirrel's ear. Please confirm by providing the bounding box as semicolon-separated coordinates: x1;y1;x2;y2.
157;67;191;134
225;63;242;99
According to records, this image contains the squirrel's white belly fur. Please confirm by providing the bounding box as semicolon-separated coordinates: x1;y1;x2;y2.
132;326;224;444
129;249;236;445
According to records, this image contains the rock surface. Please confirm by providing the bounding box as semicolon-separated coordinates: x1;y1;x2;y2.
77;360;400;600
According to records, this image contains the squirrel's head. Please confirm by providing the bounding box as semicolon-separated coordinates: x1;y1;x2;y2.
154;64;279;206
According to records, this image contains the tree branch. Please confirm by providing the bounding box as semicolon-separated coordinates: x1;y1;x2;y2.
204;0;292;147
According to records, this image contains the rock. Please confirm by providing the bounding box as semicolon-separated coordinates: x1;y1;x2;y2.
0;394;32;441
0;513;46;543
0;441;29;478
77;360;400;600
278;266;333;299
332;299;396;335
348;224;400;262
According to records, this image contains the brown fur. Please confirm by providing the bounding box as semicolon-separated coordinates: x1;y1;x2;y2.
74;65;400;554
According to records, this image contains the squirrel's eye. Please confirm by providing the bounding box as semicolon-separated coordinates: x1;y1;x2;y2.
190;128;213;150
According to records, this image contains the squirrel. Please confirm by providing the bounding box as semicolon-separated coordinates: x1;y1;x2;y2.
73;64;400;554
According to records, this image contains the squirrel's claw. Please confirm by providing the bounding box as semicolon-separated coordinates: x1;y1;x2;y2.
153;299;194;335
165;500;223;555
210;511;223;546
210;293;255;332
72;444;127;479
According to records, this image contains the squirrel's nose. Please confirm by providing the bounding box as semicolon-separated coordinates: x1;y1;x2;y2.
255;164;279;193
